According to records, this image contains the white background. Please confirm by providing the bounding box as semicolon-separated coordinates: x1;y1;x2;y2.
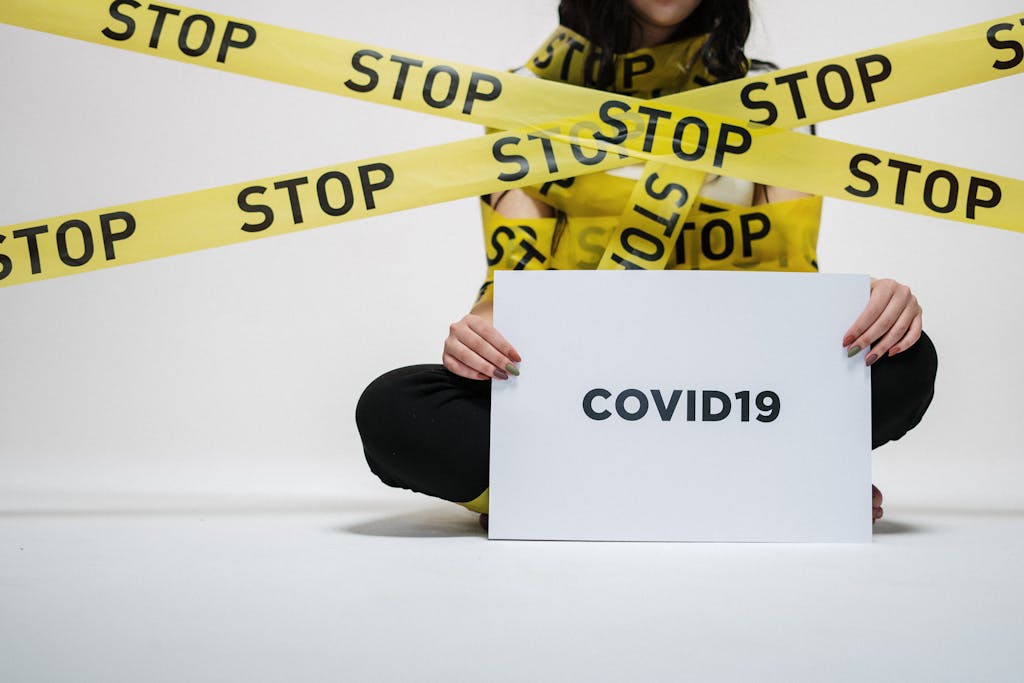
1;0;1022;508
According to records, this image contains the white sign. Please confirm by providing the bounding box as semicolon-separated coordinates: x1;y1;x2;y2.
490;270;872;543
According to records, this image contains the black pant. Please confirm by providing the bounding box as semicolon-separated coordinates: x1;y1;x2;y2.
356;332;938;505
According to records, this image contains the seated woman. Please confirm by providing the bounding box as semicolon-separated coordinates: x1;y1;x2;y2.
356;0;938;529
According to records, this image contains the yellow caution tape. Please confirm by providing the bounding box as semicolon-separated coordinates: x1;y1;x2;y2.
0;1;1021;287
521;28;722;273
477;193;822;302
3;2;1019;133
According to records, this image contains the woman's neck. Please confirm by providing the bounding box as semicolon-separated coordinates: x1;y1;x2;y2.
631;21;679;50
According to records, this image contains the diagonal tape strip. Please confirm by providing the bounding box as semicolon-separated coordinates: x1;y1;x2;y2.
1;101;1018;287
2;1;1021;133
0;1;1021;288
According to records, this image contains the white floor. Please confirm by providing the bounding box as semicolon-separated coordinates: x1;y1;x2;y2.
3;488;1023;683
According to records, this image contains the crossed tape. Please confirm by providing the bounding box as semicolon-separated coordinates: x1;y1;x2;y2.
0;0;1021;287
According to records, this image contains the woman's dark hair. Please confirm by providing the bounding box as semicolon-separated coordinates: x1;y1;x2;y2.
559;0;753;87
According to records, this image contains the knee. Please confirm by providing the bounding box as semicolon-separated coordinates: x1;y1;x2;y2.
894;331;938;427
354;372;386;436
906;331;938;405
355;367;411;448
355;365;441;487
871;331;938;448
355;369;408;487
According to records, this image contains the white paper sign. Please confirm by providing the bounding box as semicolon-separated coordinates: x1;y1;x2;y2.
490;271;872;543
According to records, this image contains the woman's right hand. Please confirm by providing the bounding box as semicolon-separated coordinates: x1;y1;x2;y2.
443;314;522;381
442;189;541;381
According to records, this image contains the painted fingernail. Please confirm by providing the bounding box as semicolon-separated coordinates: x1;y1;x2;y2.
493;369;509;381
866;353;878;366
847;345;862;358
505;363;520;376
842;334;854;346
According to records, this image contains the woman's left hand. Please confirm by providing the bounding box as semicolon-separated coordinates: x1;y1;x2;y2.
843;278;923;365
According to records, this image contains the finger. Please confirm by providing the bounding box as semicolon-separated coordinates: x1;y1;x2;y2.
443;353;490;381
843;281;895;348
445;337;494;378
888;310;923;358
456;325;518;374
852;286;912;352
865;303;916;365
446;338;508;380
466;316;522;363
443;339;493;380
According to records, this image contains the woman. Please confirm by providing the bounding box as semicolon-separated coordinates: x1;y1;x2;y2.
356;0;937;528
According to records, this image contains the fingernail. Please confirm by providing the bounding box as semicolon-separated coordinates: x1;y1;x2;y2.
505;363;520;377
842;334;854;346
494;370;509;381
866;353;878;366
847;345;862;358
